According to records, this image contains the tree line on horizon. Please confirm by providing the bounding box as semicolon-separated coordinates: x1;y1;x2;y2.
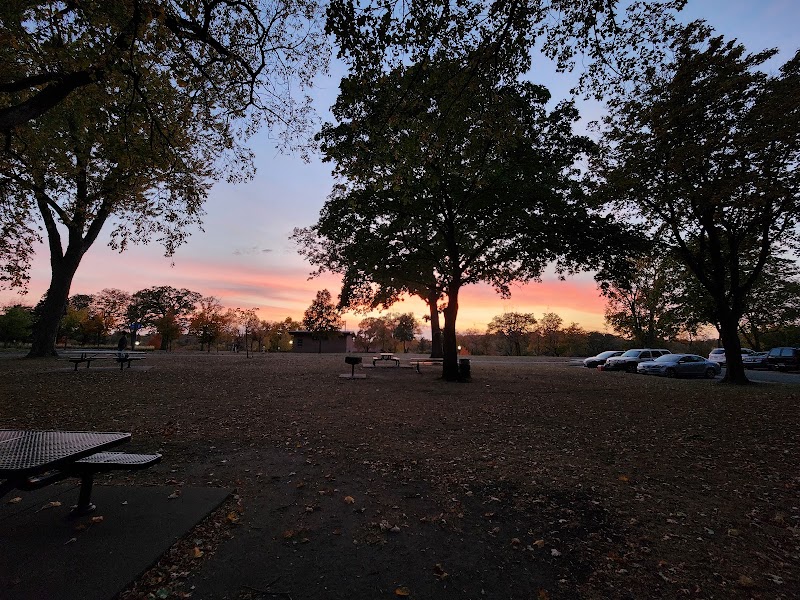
3;281;797;356
1;1;797;383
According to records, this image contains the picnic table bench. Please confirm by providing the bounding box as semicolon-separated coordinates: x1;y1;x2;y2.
409;357;444;373
372;352;400;367
62;349;147;371
0;429;161;516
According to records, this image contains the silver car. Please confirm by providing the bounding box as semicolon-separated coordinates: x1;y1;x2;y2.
638;353;721;378
708;347;754;366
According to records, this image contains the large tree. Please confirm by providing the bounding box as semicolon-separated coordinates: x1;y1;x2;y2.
302;289;344;353
1;1;327;356
739;257;800;351
595;254;683;347
301;55;620;380
0;304;33;347
92;288;133;339
487;312;537;356
128;286;201;351
597;24;800;384
393;313;421;353
188;296;228;352
9;70;213;356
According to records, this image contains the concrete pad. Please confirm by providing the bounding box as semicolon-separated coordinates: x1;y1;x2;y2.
338;373;367;379
0;483;230;600
56;365;153;372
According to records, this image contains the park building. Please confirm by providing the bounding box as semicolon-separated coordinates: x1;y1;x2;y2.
288;330;356;353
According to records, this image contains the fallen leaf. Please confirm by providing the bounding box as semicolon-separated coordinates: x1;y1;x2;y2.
538;590;551;600
90;515;104;524
344;495;355;504
226;512;240;523
395;586;411;596
737;575;754;588
433;563;449;579
64;537;77;545
42;501;62;510
618;475;629;483
533;539;545;548
8;497;22;504
168;491;181;499
192;546;204;558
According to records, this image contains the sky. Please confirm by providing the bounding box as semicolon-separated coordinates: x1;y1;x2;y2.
2;0;798;335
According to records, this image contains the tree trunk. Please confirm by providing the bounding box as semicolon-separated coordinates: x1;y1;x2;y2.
719;311;749;384
427;289;443;359
441;288;461;381
27;162;110;357
28;257;81;357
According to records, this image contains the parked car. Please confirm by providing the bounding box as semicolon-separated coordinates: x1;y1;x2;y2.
707;347;755;366
637;353;721;378
766;347;800;371
583;350;624;368
743;351;770;370
602;349;671;373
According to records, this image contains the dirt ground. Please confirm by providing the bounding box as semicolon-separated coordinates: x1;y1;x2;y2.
1;352;798;599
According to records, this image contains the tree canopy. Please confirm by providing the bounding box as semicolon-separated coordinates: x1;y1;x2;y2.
0;1;326;135
326;0;687;96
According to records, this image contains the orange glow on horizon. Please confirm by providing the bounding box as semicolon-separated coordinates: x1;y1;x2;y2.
3;240;610;333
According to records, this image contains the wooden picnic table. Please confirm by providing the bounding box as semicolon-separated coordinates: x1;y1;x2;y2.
372;352;400;367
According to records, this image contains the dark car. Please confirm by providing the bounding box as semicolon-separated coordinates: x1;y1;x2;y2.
602;348;671;373
637;353;721;378
583;350;623;368
743;351;770;370
767;347;800;371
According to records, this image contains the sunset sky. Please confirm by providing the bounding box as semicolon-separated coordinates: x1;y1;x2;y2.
2;0;797;335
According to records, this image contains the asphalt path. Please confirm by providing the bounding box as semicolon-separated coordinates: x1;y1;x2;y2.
731;367;800;384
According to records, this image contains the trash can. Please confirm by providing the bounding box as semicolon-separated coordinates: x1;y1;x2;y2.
458;358;471;380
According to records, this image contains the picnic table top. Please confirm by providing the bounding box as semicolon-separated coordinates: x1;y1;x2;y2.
62;349;145;355
0;430;130;478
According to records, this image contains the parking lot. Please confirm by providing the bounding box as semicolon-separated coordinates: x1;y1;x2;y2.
732;366;800;384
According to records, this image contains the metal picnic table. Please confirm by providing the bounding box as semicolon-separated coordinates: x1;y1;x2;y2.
0;429;132;514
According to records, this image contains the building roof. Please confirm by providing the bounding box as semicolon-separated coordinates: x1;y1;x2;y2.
288;330;355;336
